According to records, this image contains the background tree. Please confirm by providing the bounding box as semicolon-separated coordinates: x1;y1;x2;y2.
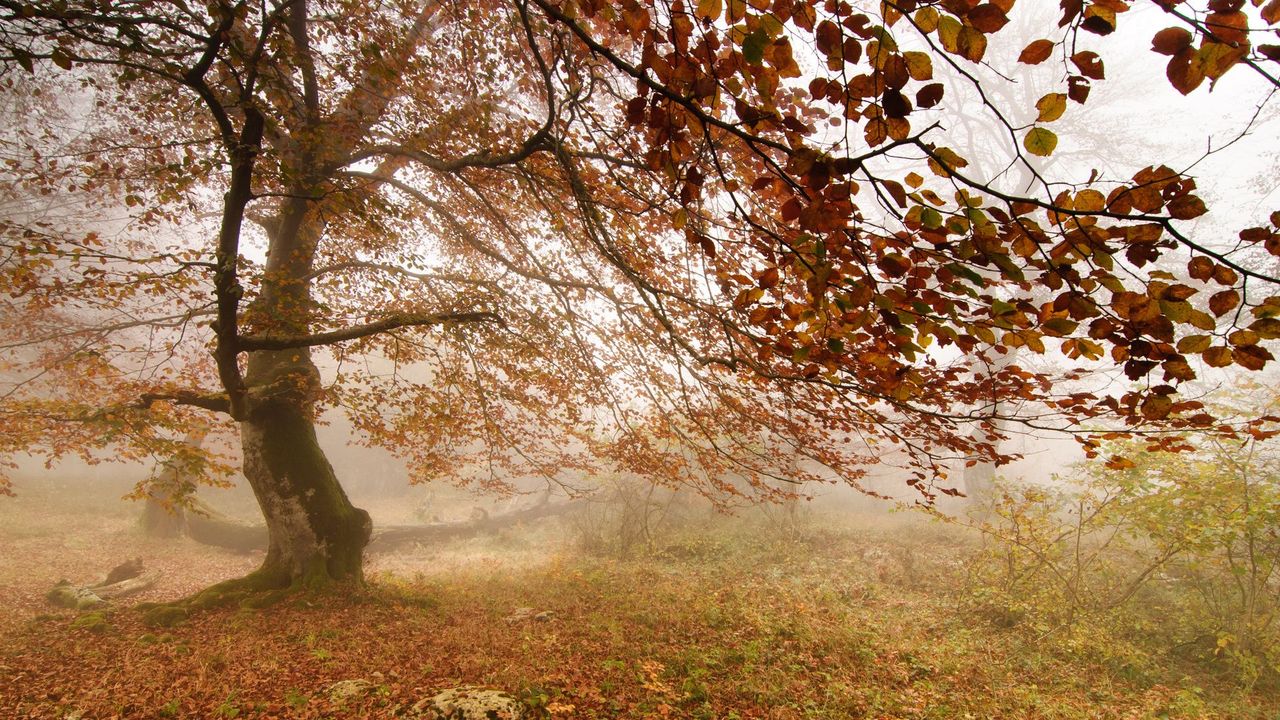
1;0;1279;593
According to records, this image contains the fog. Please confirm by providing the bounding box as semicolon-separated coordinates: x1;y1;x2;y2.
3;1;1280;716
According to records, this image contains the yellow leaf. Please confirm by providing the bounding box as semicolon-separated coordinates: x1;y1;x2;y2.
1024;127;1058;157
696;0;722;21
903;51;933;81
1035;93;1067;122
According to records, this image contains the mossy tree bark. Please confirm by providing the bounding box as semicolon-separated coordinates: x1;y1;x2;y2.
239;383;371;588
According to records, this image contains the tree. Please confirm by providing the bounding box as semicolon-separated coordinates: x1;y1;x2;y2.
1;0;1278;592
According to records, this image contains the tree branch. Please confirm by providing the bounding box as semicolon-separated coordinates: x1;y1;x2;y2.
238;311;504;350
135;391;232;414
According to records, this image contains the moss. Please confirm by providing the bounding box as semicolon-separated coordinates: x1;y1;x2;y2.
48;582;106;611
141;605;188;628
70;612;111;633
246;391;371;584
239;588;289;610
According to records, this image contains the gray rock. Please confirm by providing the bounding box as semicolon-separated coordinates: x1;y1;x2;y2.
506;607;555;624
413;686;527;719
505;607;536;624
327;678;376;704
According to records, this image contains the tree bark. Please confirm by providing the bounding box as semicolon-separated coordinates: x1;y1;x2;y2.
140;429;208;538
238;375;372;588
223;184;372;588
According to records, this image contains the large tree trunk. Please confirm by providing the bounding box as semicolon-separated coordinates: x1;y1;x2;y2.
238;355;372;588
140;429;209;538
235;191;372;589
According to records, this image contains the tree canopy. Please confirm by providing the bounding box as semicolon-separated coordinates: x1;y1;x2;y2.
1;0;1279;585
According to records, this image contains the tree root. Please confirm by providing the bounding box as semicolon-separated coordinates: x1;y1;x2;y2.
135;564;366;626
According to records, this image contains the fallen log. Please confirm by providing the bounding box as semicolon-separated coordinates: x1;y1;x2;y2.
367;498;571;553
48;560;162;610
93;571;162;600
183;498;269;553
165;497;572;555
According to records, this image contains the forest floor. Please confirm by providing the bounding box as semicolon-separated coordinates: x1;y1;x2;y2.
0;483;1276;719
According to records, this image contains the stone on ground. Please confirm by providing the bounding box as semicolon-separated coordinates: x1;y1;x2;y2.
413;686;527;719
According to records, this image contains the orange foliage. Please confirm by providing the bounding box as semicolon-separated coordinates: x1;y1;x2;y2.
0;0;1278;504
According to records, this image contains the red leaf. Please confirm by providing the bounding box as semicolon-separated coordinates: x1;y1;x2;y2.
1235;344;1273;370
883;179;908;209
1018;39;1054;64
1166;46;1204;95
882;89;912;119
1071;51;1105;79
915;83;944;108
1208;289;1239;316
1067;75;1091;103
1187;256;1213;281
1151;27;1193;55
967;4;1010;33
1167;194;1207;219
815;20;842;57
1205;11;1248;45
1264;0;1280;25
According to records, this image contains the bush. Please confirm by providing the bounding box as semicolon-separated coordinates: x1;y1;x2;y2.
569;475;689;558
962;407;1280;688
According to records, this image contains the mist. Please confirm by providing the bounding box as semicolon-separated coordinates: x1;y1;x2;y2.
4;0;1280;717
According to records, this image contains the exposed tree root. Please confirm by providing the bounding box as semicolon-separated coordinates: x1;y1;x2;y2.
135;564;366;627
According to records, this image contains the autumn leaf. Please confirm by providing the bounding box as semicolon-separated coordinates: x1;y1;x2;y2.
742;29;768;64
903;51;933;81
967;4;1010;33
1024;127;1059;157
1082;4;1117;35
1235;344;1274;370
1204;11;1248;46
1167;194;1207;220
1208;289;1239;317
1035;93;1067;122
1141;394;1173;420
1197;41;1247;82
50;47;73;70
1018;39;1055;64
1167;47;1205;94
1071;51;1105;80
916;83;944;108
1204;346;1234;367
1264;0;1280;25
1068;76;1091;103
1151;27;1193;55
695;0;722;21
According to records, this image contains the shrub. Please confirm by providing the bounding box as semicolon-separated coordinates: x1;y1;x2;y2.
962;396;1280;688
